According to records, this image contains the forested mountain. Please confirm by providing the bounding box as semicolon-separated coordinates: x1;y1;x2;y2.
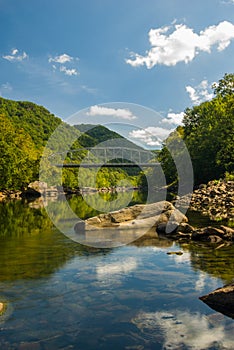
1;72;233;191
75;124;143;150
0;98;61;148
0;98;144;190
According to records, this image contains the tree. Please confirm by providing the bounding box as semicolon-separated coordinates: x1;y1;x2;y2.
212;73;234;97
183;73;234;184
0;114;39;190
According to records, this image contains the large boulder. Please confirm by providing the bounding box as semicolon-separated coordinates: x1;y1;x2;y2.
74;201;187;232
200;283;234;319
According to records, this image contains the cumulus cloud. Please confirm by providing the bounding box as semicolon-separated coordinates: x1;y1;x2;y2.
48;53;79;77
129;126;173;146
161;112;184;125
3;48;28;62
186;79;214;104
86;105;137;120
48;53;74;64
126;21;234;68
60;66;78;76
133;310;234;349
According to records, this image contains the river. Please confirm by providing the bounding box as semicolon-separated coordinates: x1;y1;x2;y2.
0;192;234;349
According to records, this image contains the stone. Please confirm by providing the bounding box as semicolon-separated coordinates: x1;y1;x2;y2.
75;201;187;232
220;225;234;241
177;222;195;233
156;222;167;234
200;283;234;319
167;251;183;255
74;221;85;233
167;208;188;223
191;229;210;241
21;188;41;199
207;235;223;243
204;226;226;237
28;181;47;192
0;302;4;313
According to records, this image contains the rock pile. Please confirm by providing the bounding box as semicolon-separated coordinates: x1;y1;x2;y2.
157;221;234;243
176;180;234;222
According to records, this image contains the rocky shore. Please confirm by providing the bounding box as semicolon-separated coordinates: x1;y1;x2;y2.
74;200;234;244
176;180;234;224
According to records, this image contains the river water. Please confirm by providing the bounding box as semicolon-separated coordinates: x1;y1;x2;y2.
0;193;234;350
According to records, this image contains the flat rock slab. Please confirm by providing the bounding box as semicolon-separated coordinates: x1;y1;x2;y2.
200;283;234;319
74;201;187;232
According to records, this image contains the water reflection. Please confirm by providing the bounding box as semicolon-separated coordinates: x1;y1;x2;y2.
179;242;234;284
96;257;138;287
0;197;234;349
133;309;234;350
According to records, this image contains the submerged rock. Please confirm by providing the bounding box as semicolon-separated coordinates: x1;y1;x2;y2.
200;283;234;319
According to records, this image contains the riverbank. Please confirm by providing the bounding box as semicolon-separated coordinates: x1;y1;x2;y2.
1;179;233;231
175;180;234;226
0;181;142;201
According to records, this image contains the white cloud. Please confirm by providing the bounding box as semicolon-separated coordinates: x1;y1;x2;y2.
96;258;138;278
133;310;234;349
222;0;234;4
60;66;79;76
126;21;234;68
3;48;28;62
96;257;138;286
48;53;74;64
86;105;137;120
186;79;214;104
48;53;79;77
162;112;184;125
12;49;18;55
129;126;173;146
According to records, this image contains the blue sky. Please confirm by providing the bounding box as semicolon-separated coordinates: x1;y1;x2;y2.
0;0;234;147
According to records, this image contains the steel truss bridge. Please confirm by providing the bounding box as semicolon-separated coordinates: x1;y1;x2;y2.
53;147;159;168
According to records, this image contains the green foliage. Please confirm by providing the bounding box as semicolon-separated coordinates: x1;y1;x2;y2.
225;172;234;181
0;97;143;190
212;73;234;97
75;124;123;147
183;74;234;184
158;73;234;186
0;97;61;148
0;114;39;189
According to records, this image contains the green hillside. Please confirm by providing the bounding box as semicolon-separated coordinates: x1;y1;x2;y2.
0;97;61;148
0;97;145;191
74;123;143;150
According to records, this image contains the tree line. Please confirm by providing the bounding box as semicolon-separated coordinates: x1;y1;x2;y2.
0;73;233;191
159;73;234;186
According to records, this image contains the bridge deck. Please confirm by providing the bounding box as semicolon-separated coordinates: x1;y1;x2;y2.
56;163;160;168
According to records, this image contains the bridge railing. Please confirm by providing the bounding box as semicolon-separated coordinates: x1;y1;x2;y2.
49;147;158;167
